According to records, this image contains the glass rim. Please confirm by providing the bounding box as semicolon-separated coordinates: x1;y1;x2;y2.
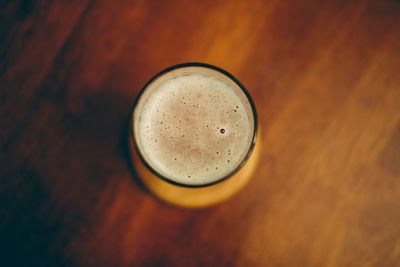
129;62;258;188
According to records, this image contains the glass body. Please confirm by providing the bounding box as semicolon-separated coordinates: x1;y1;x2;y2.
129;63;260;208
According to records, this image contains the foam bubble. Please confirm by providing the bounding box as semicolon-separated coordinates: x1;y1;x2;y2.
134;68;254;185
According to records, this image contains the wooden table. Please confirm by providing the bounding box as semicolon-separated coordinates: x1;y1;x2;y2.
1;0;400;266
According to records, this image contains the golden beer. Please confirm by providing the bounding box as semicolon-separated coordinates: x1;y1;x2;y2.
129;63;259;208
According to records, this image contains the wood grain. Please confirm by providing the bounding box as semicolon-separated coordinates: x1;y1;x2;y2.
1;0;400;266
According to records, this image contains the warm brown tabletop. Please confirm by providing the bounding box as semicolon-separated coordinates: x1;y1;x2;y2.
1;0;400;266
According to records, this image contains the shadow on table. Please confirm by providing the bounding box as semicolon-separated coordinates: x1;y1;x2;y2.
0;87;149;266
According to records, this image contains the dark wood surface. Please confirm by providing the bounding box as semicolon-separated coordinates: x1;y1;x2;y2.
1;0;400;266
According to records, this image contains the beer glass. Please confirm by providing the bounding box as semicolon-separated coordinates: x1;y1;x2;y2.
129;63;260;208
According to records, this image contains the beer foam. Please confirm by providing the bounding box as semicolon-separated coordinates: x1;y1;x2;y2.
134;68;254;185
